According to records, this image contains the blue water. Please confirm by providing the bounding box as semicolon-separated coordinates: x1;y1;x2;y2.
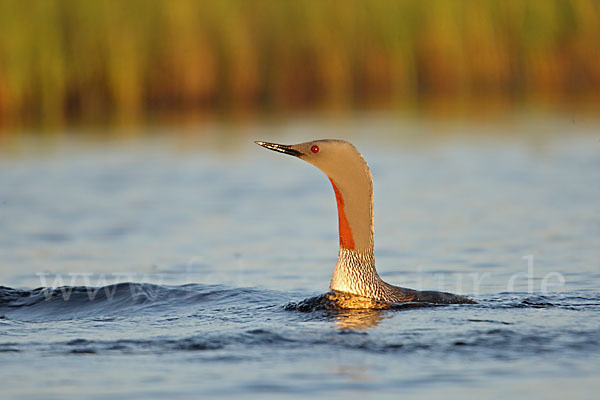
1;116;599;399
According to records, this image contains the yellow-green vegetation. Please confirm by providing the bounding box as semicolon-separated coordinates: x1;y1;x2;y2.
0;0;599;126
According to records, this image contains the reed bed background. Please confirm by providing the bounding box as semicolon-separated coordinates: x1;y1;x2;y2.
0;0;599;128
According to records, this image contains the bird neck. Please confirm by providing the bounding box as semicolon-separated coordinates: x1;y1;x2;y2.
328;168;380;295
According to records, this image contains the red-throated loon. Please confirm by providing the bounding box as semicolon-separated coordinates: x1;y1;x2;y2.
256;139;476;306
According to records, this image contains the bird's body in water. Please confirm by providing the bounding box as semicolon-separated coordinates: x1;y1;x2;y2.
256;139;476;306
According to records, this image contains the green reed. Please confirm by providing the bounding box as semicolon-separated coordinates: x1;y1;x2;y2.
0;0;598;126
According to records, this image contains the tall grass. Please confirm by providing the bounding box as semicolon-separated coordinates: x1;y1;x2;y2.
0;0;598;126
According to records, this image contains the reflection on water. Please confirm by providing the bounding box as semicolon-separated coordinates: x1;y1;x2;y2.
334;309;384;330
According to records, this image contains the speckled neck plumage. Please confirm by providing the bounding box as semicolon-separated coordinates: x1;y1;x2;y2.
331;248;389;299
330;245;417;302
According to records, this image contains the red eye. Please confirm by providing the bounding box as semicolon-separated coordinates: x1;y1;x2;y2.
311;145;319;153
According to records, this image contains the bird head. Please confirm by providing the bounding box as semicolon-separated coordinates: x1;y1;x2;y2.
255;139;369;184
256;139;374;252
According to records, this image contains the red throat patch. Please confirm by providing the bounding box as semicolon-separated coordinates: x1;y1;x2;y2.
329;178;356;250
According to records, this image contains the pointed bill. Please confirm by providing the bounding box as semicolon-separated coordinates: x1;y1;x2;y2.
255;141;304;157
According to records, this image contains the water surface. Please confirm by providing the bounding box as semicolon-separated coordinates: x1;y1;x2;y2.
1;116;599;399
